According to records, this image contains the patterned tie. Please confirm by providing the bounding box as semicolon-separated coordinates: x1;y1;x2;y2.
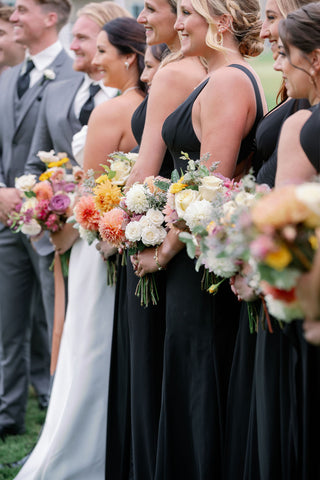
17;59;35;99
79;83;101;126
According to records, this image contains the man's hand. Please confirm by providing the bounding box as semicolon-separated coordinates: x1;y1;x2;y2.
0;188;21;224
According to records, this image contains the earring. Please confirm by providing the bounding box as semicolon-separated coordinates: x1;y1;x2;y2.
124;61;129;70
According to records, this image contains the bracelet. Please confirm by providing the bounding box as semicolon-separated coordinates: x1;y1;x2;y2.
154;246;165;271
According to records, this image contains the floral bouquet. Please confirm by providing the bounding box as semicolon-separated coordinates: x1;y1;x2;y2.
72;151;138;284
247;182;320;322
122;175;170;307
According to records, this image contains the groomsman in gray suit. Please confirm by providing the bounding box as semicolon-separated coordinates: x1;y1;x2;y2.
0;0;75;439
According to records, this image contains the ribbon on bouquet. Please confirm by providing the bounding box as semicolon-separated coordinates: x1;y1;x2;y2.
50;251;66;375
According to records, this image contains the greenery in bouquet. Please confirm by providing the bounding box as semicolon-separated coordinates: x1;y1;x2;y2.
122;175;170;307
248;182;320;322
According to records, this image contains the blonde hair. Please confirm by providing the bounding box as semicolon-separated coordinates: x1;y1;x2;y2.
77;1;132;28
276;0;314;17
190;0;263;57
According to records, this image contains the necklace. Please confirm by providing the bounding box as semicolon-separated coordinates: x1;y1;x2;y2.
121;86;139;96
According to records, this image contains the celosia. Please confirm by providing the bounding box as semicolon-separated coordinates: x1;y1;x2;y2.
74;195;100;231
99;208;126;246
93;179;122;213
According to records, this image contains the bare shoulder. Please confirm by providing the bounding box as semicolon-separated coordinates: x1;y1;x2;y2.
152;56;206;91
281;108;312;132
90;96;123;124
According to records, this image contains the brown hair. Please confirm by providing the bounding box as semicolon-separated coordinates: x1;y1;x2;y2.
0;5;14;22
36;0;71;31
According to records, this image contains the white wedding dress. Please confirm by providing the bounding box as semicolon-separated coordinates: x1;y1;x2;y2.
15;133;115;480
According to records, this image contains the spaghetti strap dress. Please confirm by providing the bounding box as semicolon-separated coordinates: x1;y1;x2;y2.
155;64;260;480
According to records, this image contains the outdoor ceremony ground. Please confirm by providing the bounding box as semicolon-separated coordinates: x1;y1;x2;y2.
0;49;279;480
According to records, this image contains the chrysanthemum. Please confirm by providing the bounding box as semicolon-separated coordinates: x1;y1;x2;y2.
74;195;100;231
93;179;122;213
99;208;126;246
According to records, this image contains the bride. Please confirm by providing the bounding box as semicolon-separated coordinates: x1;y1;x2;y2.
15;17;146;479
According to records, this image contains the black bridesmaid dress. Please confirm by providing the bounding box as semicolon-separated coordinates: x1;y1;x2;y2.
105;95;174;480
242;98;311;480
155;65;261;480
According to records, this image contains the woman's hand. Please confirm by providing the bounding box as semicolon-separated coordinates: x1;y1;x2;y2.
303;320;320;346
96;241;117;261
132;247;162;277
50;222;79;254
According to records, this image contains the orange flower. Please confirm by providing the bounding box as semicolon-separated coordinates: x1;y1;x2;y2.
33;181;53;201
99;208;126;246
74;195;100;231
93;179;122;213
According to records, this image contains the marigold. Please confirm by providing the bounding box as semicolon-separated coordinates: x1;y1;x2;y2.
99;208;126;246
74;195;100;231
265;245;292;271
93;180;122;213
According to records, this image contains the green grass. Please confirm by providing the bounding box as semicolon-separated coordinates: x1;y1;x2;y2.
249;49;283;111
0;387;46;480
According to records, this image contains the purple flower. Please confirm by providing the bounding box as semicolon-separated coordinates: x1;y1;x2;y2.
49;194;70;215
64;183;76;193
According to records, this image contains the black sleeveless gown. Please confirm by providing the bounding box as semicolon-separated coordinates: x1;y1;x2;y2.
242;98;313;480
155;65;261;480
105;95;174;480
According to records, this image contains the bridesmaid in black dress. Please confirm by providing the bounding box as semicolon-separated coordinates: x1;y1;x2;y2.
135;0;267;477
105;2;206;479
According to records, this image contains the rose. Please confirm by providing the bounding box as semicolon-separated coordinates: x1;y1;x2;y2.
109;159;132;186
49;194;70;215
198;175;223;201
141;225;166;246
222;200;237;221
184;199;214;230
145;208;164;227
21;219;42;236
72;166;85;183
174;189;200;219
125;221;142;242
126;184;149;214
234;191;255;207
139;215;150;228
43;69;56;81
15;174;37;192
21;197;37;213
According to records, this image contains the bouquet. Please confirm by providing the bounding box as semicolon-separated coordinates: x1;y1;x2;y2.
9;150;84;275
72;151;138;284
247;182;320;322
122;175;170;307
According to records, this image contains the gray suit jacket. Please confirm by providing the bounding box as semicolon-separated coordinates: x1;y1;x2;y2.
0;49;75;242
25;72;84;178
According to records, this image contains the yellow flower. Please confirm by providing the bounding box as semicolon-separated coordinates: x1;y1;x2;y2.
265;245;292;270
208;284;219;294
93;179;122;213
169;182;188;194
206;221;216;234
96;174;109;184
47;157;69;168
39;171;53;181
309;234;318;250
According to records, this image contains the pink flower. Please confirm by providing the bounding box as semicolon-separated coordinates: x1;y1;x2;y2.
49;194;70;215
45;213;60;232
99;208;126;246
250;235;276;260
34;181;53;201
35;199;50;221
74;195;100;231
49;167;65;182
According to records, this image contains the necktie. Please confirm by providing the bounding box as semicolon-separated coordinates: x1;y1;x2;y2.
17;59;35;99
79;83;101;126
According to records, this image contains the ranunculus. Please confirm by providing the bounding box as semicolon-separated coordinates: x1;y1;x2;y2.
125;221;142;242
141;225;166;246
145;208;164;227
49;194;70;215
15;174;37;192
126;184;149;214
174;189;200;219
198;175;223;201
21;219;42;236
184;199;214;230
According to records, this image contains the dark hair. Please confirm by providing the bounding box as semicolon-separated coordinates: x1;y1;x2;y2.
150;43;169;62
0;5;14;21
102;17;147;93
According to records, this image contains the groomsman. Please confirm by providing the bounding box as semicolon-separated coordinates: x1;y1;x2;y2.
0;5;25;74
0;0;75;439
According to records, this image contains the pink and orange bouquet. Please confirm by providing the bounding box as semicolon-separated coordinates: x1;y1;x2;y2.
247;182;320;322
9;150;84;237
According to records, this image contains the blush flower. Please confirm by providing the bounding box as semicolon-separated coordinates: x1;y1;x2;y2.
33;181;53;201
74;195;100;231
99;208;126;246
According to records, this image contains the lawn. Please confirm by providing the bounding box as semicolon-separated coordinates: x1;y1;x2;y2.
250;49;282;110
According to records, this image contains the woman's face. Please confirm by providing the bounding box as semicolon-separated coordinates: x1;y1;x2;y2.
174;0;210;58
140;47;161;89
260;0;283;59
274;40;313;100
137;0;177;47
92;31;124;87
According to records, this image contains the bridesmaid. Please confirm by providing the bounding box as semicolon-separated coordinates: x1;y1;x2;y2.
274;6;320;478
135;0;266;477
105;2;206;479
140;43;168;91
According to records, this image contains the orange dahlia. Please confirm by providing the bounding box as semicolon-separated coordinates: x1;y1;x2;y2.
99;208;126;246
74;195;100;231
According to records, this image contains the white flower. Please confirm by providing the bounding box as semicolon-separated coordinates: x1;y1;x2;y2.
234;191;255;207
125;221;142;242
37;150;58;164
198;175;223;201
295;183;320;217
139;215;150;228
78;226;97;244
264;295;303;323
141;225;166;246
15;174;37;192
21;219;41;236
202;250;237;278
125;152;138;163
21;197;37;213
222;200;237;220
126;184;149;214
145;208;164;227
184;199;214;230
175;189;200;219
109;159;132;186
43;69;56;80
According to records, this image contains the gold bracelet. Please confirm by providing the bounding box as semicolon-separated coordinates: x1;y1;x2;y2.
154;246;165;271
